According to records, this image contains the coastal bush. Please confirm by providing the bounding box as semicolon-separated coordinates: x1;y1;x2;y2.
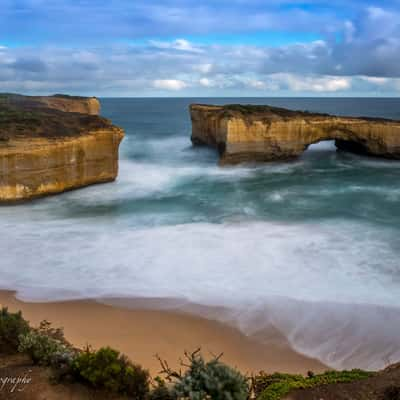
148;377;176;400
159;349;248;400
254;369;375;400
18;320;75;370
0;307;30;352
72;346;150;399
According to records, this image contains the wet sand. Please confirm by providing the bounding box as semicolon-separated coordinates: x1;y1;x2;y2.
0;290;326;375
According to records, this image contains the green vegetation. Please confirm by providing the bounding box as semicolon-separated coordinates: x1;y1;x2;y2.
220;104;329;119
0;307;29;352
18;320;75;368
72;346;150;399
53;94;88;99
158;349;249;400
224;104;274;114
0;307;384;400
148;377;175;400
0;105;41;126
253;369;375;400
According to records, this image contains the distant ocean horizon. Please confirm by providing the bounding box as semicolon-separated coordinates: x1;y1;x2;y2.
1;97;399;370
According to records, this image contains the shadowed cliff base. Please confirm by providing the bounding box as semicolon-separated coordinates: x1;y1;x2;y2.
190;104;400;165
0;94;124;202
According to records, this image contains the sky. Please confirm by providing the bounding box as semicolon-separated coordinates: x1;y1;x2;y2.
1;0;400;96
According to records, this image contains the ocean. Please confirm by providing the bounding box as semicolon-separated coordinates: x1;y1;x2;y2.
1;97;400;370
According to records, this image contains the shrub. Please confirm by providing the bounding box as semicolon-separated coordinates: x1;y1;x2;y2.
72;346;150;399
159;349;248;400
254;369;375;400
0;307;30;352
18;320;75;370
148;377;176;400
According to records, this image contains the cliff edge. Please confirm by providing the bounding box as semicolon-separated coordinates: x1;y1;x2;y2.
190;104;400;164
0;94;124;202
3;93;101;115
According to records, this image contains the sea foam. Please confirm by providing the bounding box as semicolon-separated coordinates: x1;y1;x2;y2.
0;216;399;369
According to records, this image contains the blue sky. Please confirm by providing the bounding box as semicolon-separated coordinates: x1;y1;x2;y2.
1;0;400;96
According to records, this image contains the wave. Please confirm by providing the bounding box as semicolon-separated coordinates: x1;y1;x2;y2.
0;219;399;369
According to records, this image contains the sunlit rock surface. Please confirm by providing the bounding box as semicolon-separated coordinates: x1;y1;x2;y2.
0;94;124;202
190;104;400;164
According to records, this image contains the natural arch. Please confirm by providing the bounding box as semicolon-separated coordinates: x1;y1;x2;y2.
190;104;400;165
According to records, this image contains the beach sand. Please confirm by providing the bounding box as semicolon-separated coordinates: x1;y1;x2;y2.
0;290;326;375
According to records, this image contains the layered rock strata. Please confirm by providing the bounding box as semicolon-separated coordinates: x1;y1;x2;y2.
190;104;400;164
0;94;124;202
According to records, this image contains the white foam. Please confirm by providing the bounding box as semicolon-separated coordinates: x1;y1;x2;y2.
306;140;337;151
51;159;257;204
0;219;397;304
0;217;399;368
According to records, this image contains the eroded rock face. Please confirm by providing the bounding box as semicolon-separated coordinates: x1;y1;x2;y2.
190;104;400;164
3;93;101;115
0;94;124;202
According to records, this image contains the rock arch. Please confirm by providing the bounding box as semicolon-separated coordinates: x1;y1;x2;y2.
190;104;400;165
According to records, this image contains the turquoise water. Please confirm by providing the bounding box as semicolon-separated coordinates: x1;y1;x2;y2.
0;98;400;369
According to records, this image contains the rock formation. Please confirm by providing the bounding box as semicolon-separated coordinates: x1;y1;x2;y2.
3;93;101;115
190;104;400;164
0;94;124;202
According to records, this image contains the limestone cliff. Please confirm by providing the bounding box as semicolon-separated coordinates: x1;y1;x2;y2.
0;94;124;202
3;93;101;115
190;104;400;164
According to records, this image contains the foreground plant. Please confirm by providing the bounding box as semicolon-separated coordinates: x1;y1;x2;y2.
148;376;176;400
72;346;150;399
18;319;76;380
0;307;30;352
158;348;249;400
253;369;375;400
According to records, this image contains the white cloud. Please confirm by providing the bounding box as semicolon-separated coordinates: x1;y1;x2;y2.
367;6;388;19
343;20;355;43
193;63;213;74
273;74;351;92
199;78;214;87
149;39;203;53
361;76;389;85
247;79;267;90
152;79;187;90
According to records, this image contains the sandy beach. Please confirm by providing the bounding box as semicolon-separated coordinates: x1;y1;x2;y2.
0;290;326;376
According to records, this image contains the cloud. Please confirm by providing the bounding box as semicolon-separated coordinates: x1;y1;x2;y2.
0;3;400;95
193;63;213;74
361;76;389;85
152;79;188;90
0;40;399;96
199;78;214;87
149;39;203;53
0;0;347;43
275;74;351;92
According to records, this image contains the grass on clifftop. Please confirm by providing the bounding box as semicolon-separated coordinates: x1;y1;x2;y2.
220;104;330;119
253;370;375;400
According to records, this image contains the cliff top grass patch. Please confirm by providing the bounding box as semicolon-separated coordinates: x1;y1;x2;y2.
0;95;112;140
253;369;375;400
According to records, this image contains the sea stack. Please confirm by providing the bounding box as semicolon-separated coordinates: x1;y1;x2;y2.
190;104;400;164
0;94;124;202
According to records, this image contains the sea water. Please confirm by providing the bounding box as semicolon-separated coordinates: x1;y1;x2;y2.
1;98;400;369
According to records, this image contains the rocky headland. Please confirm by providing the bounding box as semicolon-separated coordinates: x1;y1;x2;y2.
190;104;400;164
0;94;124;202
